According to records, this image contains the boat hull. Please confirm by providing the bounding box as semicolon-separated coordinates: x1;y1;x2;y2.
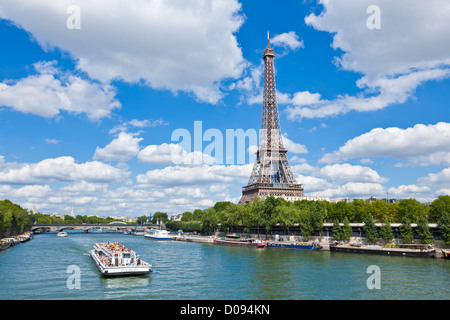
268;242;322;250
0;242;11;251
214;238;266;248
442;250;450;259
144;235;172;241
90;250;152;277
330;245;436;258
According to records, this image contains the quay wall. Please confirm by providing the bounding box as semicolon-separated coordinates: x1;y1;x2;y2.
174;235;214;243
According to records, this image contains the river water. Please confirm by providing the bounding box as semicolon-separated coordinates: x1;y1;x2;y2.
0;231;448;300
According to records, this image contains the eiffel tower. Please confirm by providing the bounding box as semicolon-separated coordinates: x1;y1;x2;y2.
239;34;304;205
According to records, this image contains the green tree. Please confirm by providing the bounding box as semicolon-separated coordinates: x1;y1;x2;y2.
64;215;76;224
152;212;169;223
333;219;343;241
399;217;414;244
249;197;264;235
213;201;233;213
200;207;218;234
397;199;425;222
192;209;204;221
350;199;368;223
438;211;450;246
260;196;277;233
309;202;324;237
272;204;296;236
367;200;389;222
364;214;379;244
137;215;147;225
329;201;350;222
429;195;450;223
416;216;434;244
180;211;193;222
380;218;394;244
342;217;352;242
227;203;246;227
297;207;313;240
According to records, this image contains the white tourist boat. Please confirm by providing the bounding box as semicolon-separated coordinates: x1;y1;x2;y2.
90;242;152;276
56;231;68;237
144;228;172;240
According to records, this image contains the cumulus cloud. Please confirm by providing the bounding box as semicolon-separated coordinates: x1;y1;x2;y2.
285;0;450;119
94;132;143;162
0;61;120;120
318;182;386;199
419;168;450;186
270;31;304;52
138;143;216;166
0;156;129;185
0;0;246;104
318;163;388;184
320;122;450;165
388;184;431;199
136;164;252;186
282;134;308;154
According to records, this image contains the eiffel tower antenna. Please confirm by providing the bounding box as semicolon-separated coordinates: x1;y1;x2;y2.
239;35;304;205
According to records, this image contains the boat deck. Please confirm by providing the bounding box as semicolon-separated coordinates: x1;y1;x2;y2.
91;242;152;276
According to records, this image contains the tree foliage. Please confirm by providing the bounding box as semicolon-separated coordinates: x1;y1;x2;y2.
0;200;34;237
380;218;394;243
438;211;450;246
364;214;378;244
399;217;414;244
416;216;434;244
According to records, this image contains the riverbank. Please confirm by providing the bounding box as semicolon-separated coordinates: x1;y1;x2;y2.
171;233;450;259
173;234;214;243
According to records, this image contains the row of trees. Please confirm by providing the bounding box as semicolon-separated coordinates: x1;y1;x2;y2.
332;213;450;245
0;200;35;237
34;213;125;225
166;195;450;245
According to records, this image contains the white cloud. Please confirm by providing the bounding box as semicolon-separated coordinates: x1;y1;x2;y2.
436;189;450;196
0;61;120;120
419;168;450;186
0;0;246;104
290;91;322;107
318;163;388;183
109;119;168;134
0;156;129;185
305;0;450;79
296;174;333;193
11;185;52;198
270;31;304;51
136;164;252;186
284;0;450;119
320;122;450;165
282;134;308;154
45;138;60;145
316;182;385;199
286;69;450;119
388;184;431;199
137;143;216;166
94;132;143;162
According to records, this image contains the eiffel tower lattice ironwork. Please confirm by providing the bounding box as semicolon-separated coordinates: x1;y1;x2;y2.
239;34;304;205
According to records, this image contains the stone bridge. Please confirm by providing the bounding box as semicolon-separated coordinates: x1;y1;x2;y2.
31;223;139;233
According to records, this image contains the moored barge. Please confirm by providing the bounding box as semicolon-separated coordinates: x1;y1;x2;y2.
90;242;152;276
267;242;322;250
214;234;266;248
330;243;436;258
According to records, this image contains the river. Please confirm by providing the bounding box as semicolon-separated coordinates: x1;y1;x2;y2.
0;231;448;300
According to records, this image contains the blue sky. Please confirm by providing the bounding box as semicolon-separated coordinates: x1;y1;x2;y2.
0;0;449;217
